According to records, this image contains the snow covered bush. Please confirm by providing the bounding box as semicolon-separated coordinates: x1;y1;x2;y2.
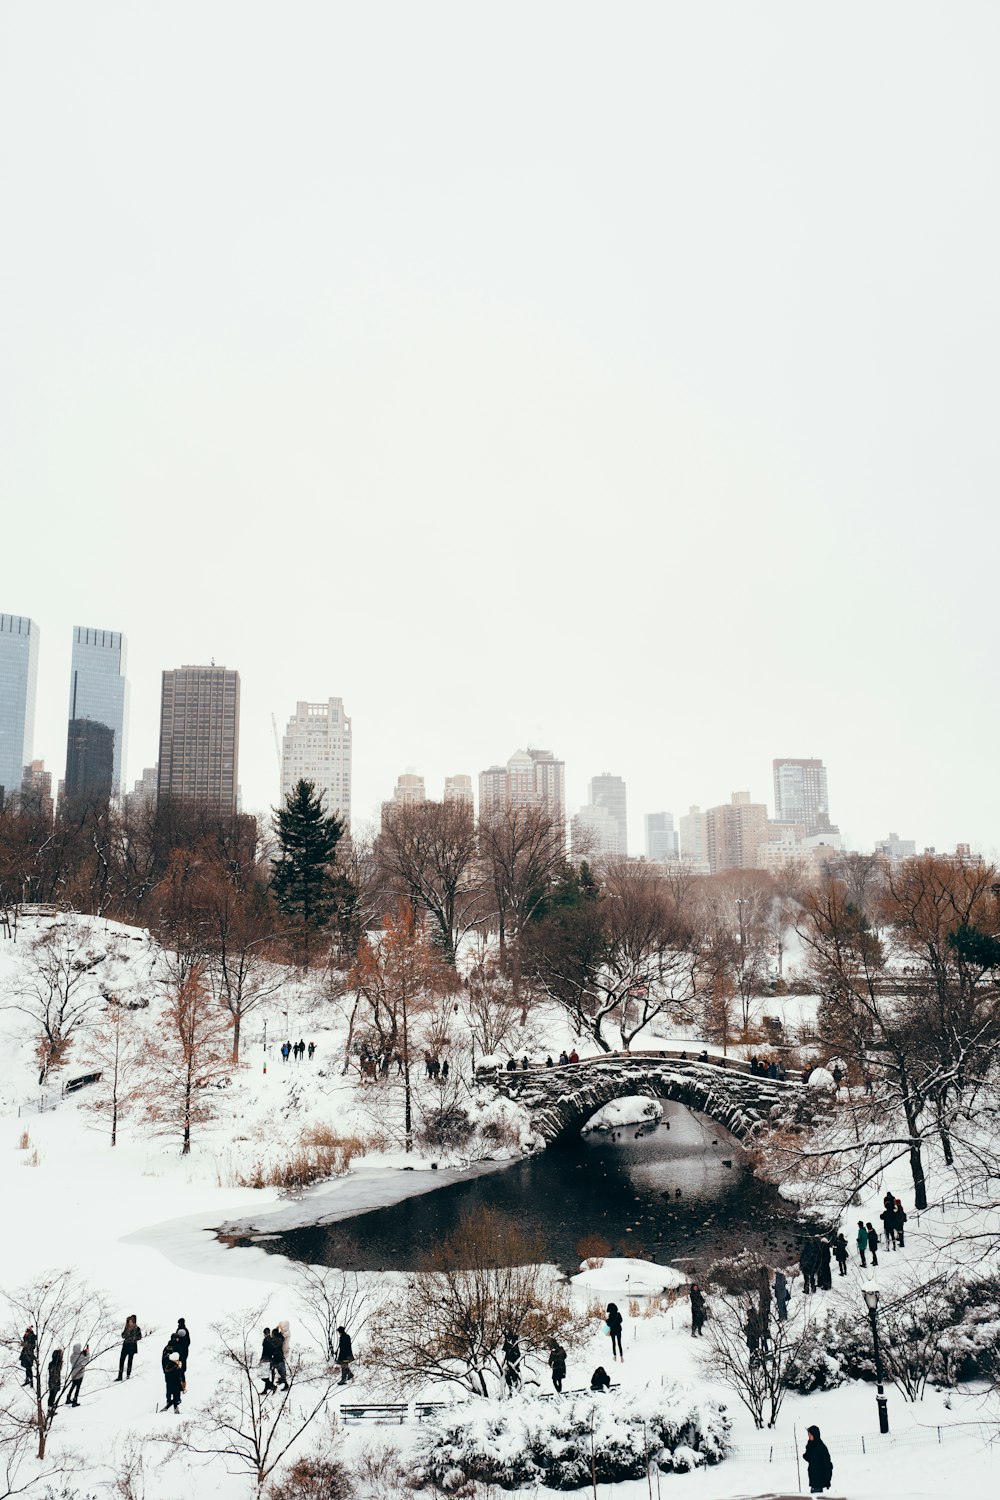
412;1388;729;1491
782;1305;873;1393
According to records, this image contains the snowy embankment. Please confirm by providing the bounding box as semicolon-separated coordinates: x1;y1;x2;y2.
2;915;998;1498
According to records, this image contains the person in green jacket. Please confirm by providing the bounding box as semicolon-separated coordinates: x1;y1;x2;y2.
856;1220;868;1267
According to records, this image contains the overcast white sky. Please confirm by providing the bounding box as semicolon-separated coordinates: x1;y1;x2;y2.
2;3;998;855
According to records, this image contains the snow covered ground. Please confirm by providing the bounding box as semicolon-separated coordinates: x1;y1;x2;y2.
1;915;997;1497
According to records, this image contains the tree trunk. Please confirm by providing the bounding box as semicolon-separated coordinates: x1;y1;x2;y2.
908;1141;927;1209
232;1013;241;1065
939;1127;954;1167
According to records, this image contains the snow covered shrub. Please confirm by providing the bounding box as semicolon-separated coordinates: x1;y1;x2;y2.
350;1440;408;1499
782;1306;874;1393
267;1455;354;1499
412;1388;729;1491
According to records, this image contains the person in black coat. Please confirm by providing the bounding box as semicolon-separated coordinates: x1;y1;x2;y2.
502;1331;521;1391
892;1198;907;1248
547;1341;566;1392
172;1319;191;1374
799;1237;819;1294
817;1239;833;1291
773;1270;790;1321
606;1303;624;1362
689;1284;707;1337
47;1350;63;1411
590;1365;611;1392
804;1424;833;1493
865;1223;879;1266
335;1326;354;1384
832;1233;849;1276
117;1315;142;1380
19;1328;36;1386
164;1351;183;1413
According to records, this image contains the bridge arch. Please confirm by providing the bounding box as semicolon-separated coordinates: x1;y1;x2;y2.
481;1056;817;1147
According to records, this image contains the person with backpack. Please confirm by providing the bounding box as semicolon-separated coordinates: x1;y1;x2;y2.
172;1319;191;1374
803;1424;834;1493
605;1302;624;1362
856;1219;869;1267
547;1341;567;1392
116;1314;142;1381
865;1222;880;1266
164;1350;183;1413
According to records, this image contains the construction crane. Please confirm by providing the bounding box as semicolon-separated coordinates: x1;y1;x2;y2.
271;713;282;771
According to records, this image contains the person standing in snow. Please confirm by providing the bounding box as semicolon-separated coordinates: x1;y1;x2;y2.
547;1341;567;1392
66;1344;89;1407
46;1350;63;1411
817;1239;833;1291
690;1283;707;1336
803;1424;833;1492
502;1331;521;1391
833;1233;849;1276
856;1219;869;1267
865;1223;879;1266
880;1203;897;1250
605;1303;624;1362
758;1266;772;1325
296;1038;305;1061
335;1326;354;1384
18;1327;35;1387
259;1328;276;1393
172;1319;191;1374
164;1351;183;1413
308;1042;315;1060
281;1040;291;1063
270;1323;289;1391
893;1198;907;1247
116;1314;142;1381
799;1237;819;1294
773;1269;790;1320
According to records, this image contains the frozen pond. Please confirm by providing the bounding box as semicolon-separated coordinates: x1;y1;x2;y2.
227;1100;811;1275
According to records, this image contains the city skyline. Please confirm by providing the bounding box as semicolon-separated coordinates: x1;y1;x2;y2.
0;617;966;857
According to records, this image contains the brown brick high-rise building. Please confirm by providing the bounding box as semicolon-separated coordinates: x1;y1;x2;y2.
157;665;240;811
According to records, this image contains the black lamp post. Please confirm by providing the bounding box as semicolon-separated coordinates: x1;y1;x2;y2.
862;1287;890;1433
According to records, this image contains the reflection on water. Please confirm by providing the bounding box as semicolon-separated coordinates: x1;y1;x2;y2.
228;1102;808;1275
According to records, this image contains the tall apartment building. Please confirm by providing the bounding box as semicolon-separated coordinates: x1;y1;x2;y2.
443;774;473;806
478;748;566;824
157;665;241;811
589;773;627;856
392;772;426;806
20;759;53;822
705;790;769;874
126;765;159;815
0;615;39;804
64;626;129;804
645;811;679;863
773;757;830;831
280;698;352;826
679;804;708;872
572;801;621;860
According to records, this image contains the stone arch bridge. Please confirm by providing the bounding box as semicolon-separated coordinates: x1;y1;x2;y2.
478;1052;824;1146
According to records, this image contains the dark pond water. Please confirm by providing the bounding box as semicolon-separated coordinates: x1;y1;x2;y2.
229;1101;810;1275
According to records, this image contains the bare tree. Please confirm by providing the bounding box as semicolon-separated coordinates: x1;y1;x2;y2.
10;918;108;1084
367;1209;585;1397
377;801;482;965
79;999;145;1146
1;1270;114;1460
462;951;521;1058
166;1305;340;1491
146;964;232;1155
478;804;564;1011
703;1288;810;1430
348;905;455;1150
295;1266;380;1366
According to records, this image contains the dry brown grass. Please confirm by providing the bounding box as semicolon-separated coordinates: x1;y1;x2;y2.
576;1232;612;1266
17;1129;30;1150
238;1128;369;1190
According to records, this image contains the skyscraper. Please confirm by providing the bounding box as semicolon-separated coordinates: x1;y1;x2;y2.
280;698;352;826
478;748;566;826
157;666;241;811
772;758;830;831
0;614;39;804
443;774;473;806
391;772;426;806
679;804;708;872
704;790;769;874
64;626;130;803
589;773;627;856
645;811;679;863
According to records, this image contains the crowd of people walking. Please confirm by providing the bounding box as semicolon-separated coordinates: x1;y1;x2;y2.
280;1039;315;1063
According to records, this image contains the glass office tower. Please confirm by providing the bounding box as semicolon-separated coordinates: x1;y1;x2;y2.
0;614;40;804
65;627;130;802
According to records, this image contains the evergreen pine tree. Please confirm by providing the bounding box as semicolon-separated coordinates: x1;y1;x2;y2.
271;780;344;959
